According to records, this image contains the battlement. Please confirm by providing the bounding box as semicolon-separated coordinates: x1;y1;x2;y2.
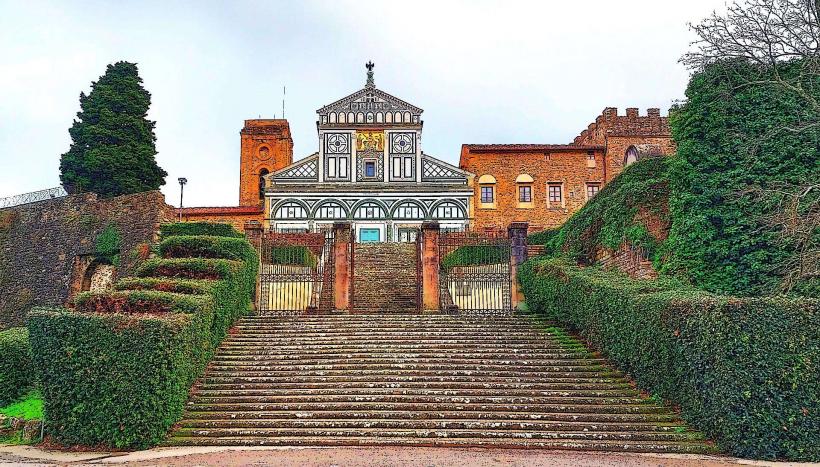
574;107;670;145
241;119;292;137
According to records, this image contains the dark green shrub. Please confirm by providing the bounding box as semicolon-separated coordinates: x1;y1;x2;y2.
28;226;257;449
159;222;242;239
159;236;257;261
441;245;508;270
137;258;243;280
520;257;820;461
0;328;33;406
95;223;122;266
665;61;820;296
265;246;317;267
28;307;211;449
115;277;215;295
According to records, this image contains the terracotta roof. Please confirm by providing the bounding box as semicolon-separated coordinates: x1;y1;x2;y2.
462;144;604;152
177;205;263;215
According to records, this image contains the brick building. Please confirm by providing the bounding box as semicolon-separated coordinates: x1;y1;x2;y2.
459;107;674;233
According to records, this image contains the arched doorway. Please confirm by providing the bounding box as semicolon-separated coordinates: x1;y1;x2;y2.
259;169;269;201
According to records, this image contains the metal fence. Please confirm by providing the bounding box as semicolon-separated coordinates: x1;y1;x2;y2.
0;187;68;209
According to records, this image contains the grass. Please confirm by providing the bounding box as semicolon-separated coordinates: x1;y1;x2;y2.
1;390;43;420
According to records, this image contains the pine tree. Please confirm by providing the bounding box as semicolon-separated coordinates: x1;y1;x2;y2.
59;61;167;197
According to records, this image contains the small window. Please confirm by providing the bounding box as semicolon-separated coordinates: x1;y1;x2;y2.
339;157;348;178
548;183;563;206
519;185;532;203
365;161;376;177
586;183;601;199
481;186;494;203
328;157;337;178
392;157;401;178
586;151;596;168
404;157;413;178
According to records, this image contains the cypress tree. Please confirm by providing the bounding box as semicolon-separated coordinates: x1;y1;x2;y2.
59;61;167;197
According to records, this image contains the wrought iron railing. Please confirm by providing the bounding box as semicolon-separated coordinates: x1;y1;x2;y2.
0;186;68;209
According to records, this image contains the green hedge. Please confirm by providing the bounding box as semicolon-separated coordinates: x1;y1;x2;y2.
441;245;508;270
28;224;257;449
159;222;242;239
0;328;33;407
28;308;211;448
266;246;317;267
520;257;820;461
159;235;256;261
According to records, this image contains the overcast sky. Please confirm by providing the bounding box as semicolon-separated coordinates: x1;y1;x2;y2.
0;0;722;206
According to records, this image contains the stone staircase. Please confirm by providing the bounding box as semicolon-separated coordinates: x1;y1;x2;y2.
353;243;418;313
167;314;713;453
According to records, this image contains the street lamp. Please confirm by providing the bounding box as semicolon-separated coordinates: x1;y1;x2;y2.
178;177;188;222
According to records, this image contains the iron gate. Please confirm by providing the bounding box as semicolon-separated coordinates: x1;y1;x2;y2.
257;230;337;314
438;231;512;314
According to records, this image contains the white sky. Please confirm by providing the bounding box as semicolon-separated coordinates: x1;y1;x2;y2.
0;0;721;206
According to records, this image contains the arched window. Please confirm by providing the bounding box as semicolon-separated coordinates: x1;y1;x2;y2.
329;112;337;123
516;174;534;206
385;112;392;123
376;112;383;123
315;201;347;220
347;112;354;123
392;201;425;220
432;201;465;219
338;112;346;124
353;201;386;219
274;201;308;219
366;112;374;123
404;112;412;123
356;112;364;123
478;174;496;207
394;111;402;123
259;168;269;199
625;145;639;166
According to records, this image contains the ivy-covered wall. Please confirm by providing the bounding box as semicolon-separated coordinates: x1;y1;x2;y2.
0;191;175;329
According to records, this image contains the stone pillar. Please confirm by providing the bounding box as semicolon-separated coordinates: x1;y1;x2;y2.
243;221;264;311
507;222;529;310
421;221;440;312
333;222;353;312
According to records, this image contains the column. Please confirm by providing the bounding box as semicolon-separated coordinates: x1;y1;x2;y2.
507;222;529;309
333;222;353;312
421;221;440;312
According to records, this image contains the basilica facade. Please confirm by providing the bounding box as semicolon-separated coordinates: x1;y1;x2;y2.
262;64;472;241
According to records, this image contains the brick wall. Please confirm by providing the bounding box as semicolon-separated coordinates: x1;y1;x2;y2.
0;191;174;329
239;119;294;206
177;206;264;232
460;145;606;233
460;108;675;234
595;243;658;280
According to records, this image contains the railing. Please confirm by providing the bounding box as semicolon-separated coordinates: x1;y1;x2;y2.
0;186;68;209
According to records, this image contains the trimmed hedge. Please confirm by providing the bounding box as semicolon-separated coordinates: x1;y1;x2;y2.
266;246;317;267
0;327;33;406
28;224;257;449
441;245;508;270
159;222;242;239
520;257;820;461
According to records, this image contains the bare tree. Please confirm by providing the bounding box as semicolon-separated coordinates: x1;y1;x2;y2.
683;0;819;112
683;0;820;294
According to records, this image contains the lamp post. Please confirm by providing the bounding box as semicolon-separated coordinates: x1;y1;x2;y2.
178;177;187;222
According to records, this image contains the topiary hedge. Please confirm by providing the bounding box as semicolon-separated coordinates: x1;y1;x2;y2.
159;222;242;239
265;246;317;268
519;257;820;461
0;327;33;407
28;223;257;449
440;245;508;270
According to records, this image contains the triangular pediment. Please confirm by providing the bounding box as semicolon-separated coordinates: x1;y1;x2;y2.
269;153;319;182
317;86;423;116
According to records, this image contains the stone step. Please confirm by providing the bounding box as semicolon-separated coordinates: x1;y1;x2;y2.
196;381;634;391
201;375;632;385
213;350;593;359
222;338;583;346
207;357;607;367
170;427;703;443
202;370;623;379
177;418;688;432
184;402;669;415
193;388;640;398
216;343;586;352
163;436;714;454
189;394;651;406
179;410;682;423
204;363;611;374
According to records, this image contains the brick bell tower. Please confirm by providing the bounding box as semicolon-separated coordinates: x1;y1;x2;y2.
239;119;294;206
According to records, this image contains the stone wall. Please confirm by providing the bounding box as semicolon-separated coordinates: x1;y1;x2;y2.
595;243;658;280
0;190;174;329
